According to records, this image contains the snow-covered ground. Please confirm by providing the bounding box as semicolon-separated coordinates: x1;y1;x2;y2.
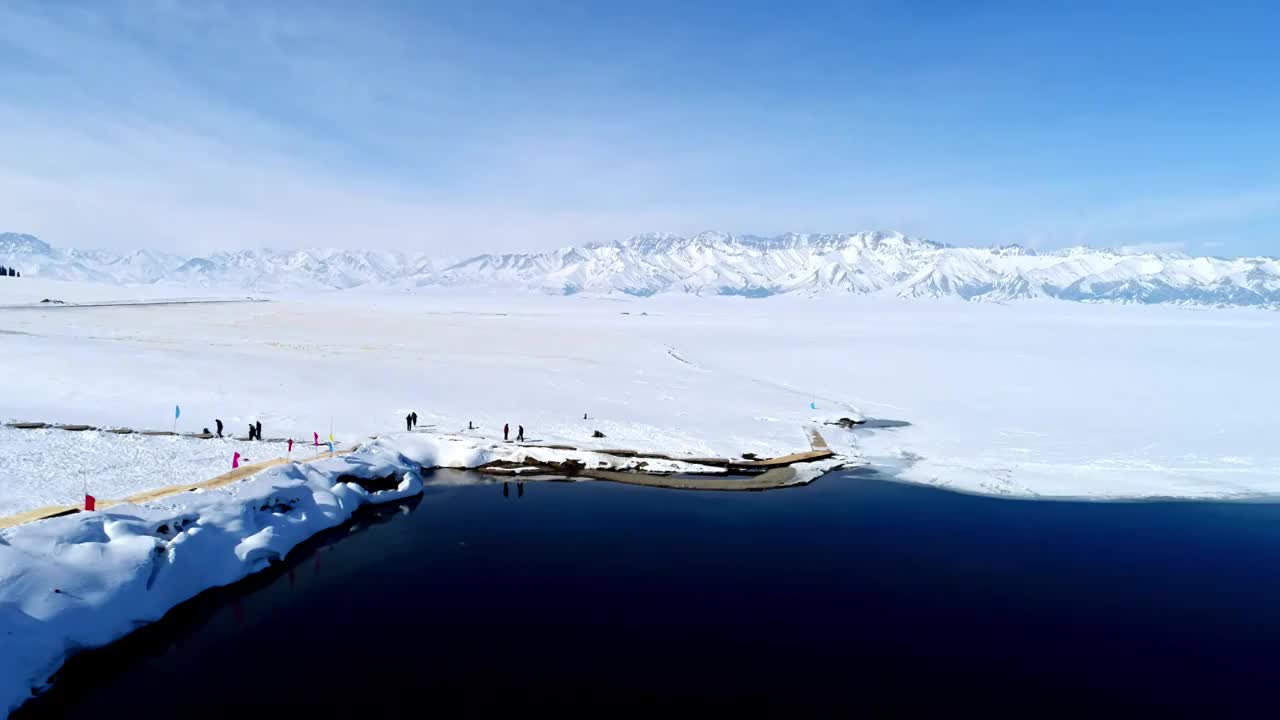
0;428;292;516
2;277;1278;501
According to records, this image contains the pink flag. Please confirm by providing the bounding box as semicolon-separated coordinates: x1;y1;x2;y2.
313;432;319;447
232;452;241;469
84;494;96;512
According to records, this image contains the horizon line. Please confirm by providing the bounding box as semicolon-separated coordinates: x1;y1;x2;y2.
1;229;1274;262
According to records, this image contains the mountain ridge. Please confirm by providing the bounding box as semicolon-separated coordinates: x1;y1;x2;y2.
2;230;1277;308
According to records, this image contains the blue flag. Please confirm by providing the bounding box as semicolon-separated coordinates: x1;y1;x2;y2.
175;405;181;419
327;441;334;454
809;401;817;410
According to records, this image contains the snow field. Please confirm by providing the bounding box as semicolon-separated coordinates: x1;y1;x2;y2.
1;285;1277;504
0;428;289;517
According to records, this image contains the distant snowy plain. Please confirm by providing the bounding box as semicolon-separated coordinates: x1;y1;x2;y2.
2;277;1276;503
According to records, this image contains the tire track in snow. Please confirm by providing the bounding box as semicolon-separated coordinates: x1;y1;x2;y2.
664;344;869;415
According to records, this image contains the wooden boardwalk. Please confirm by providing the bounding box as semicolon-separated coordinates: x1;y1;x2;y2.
0;450;352;531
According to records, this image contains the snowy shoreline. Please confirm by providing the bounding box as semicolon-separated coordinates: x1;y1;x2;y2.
0;433;842;715
3;412;1277;713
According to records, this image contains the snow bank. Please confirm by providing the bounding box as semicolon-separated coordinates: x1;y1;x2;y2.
0;443;431;716
374;432;731;475
787;457;848;486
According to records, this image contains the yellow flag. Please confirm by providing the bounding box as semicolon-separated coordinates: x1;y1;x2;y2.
328;432;334;442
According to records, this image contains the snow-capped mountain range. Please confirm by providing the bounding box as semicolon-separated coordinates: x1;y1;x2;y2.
0;233;437;291
3;230;1278;307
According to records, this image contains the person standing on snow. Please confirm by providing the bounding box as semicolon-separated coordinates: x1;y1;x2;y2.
405;414;412;431
215;418;223;438
504;423;509;441
256;421;263;441
517;425;525;442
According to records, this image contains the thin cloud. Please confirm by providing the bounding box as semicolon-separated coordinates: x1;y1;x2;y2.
0;2;1273;258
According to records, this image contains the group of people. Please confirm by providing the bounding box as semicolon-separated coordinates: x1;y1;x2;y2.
207;410;559;445
210;412;531;444
0;266;19;277
458;419;527;442
212;418;264;440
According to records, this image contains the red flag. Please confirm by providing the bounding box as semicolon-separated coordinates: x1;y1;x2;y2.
288;439;294;453
232;452;241;469
313;432;319;447
84;494;96;512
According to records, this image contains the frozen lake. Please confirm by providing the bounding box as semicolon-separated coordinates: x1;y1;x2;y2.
17;471;1280;716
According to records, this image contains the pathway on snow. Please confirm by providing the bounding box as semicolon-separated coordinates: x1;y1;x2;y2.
0;446;355;530
0;426;329;520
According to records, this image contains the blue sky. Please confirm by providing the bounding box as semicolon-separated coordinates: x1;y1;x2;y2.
0;1;1276;256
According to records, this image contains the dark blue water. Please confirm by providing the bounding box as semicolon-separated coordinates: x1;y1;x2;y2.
18;471;1280;717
